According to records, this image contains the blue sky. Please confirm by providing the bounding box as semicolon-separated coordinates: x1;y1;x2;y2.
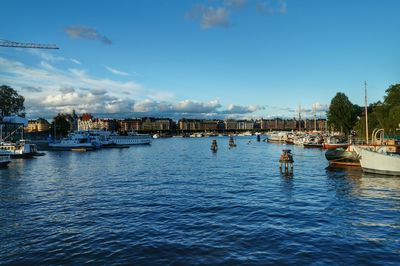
1;0;399;119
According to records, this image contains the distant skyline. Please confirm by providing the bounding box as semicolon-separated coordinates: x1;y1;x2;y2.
1;0;399;120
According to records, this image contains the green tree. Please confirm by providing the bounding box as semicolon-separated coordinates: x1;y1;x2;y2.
327;92;357;134
374;84;400;133
0;85;25;117
50;113;71;138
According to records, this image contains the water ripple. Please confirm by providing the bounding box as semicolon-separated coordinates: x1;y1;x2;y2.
1;137;400;265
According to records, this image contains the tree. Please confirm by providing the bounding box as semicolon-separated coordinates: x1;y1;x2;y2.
327;92;357;134
0;85;25;117
50;114;71;138
374;84;400;134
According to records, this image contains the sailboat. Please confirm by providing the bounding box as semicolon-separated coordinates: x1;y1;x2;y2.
352;82;400;175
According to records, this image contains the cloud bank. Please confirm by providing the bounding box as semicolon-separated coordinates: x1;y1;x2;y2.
0;54;264;119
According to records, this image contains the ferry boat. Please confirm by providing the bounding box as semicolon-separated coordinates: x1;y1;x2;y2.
0;140;39;158
48;131;100;150
86;130;151;145
108;132;151;145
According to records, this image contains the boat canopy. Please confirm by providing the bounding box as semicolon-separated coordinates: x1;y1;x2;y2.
2;116;28;126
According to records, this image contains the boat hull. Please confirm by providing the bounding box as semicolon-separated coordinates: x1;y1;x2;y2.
325;149;360;167
353;146;400;175
322;143;349;150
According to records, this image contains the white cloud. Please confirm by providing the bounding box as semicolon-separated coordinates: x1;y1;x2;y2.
312;102;329;112
0;56;268;119
256;0;287;15
104;65;130;76
187;5;230;29
70;58;81;65
202;7;230;28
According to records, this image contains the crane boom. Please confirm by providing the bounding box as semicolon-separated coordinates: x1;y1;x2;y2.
0;39;59;49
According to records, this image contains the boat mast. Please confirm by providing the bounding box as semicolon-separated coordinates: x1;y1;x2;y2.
364;81;369;145
313;104;317;131
298;104;302;131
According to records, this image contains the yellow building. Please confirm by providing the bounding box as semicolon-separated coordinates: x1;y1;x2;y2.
25;118;50;132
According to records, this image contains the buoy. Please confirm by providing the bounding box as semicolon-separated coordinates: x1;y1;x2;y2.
279;149;294;174
229;136;236;148
211;139;218;152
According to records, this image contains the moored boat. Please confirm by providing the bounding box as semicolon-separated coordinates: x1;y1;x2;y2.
322;136;349;150
0;140;40;158
48;131;99;150
325;146;360;167
353;146;400;175
0;152;11;167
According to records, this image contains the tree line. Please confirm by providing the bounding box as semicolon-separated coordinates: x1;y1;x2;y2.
327;84;400;138
2;83;400;139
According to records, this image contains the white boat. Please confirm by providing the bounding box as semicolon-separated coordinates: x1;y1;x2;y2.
109;132;151;145
267;132;288;142
88;130;151;145
0;151;11;167
49;131;99;150
0;140;39;158
353;146;400;175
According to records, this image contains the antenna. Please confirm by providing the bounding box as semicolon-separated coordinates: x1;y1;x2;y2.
365;81;369;144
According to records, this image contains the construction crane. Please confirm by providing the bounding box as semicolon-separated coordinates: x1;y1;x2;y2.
0;39;59;49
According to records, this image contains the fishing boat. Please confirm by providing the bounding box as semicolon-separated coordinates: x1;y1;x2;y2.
353;146;400;175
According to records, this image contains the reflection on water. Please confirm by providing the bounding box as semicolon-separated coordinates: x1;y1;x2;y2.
1;137;399;265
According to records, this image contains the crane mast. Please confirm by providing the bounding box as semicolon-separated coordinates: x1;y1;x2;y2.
0;39;59;49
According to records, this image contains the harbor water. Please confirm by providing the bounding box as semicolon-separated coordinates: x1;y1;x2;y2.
1;137;399;265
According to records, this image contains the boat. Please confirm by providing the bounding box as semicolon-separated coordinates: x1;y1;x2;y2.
302;135;323;148
353;146;400;175
0;140;40;158
325;146;360;167
106;131;151;145
0;151;11;167
322;136;349;150
267;132;288;143
48;131;99;150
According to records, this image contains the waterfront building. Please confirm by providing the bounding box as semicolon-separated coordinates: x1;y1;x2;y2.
179;119;203;131
202;120;220;131
25;118;50;132
92;118;118;132
284;119;297;130
141;117;174;132
237;120;255;131
224;119;237;131
77;113;94;131
119;119;141;132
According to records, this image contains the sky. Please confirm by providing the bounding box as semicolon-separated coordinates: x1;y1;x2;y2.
1;0;399;120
